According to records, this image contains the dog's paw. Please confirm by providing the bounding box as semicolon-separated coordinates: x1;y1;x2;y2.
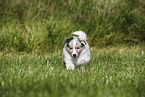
66;63;75;70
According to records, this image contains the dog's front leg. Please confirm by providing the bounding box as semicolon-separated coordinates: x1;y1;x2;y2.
65;63;75;70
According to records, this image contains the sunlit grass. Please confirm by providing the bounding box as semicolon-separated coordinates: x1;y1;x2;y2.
0;46;145;97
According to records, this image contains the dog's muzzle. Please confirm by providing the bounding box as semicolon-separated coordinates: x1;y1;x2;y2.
73;54;77;58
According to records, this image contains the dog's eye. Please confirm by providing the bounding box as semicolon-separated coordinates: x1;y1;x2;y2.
81;43;84;47
69;47;73;50
76;47;80;49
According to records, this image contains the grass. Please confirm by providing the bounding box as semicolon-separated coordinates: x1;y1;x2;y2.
0;0;145;52
0;46;145;97
0;0;145;96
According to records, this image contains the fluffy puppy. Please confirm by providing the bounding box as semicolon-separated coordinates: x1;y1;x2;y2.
62;31;90;70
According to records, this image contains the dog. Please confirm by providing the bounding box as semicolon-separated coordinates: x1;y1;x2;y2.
62;31;90;70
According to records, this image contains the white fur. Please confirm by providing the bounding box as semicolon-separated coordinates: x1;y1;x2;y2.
72;31;87;41
63;31;90;70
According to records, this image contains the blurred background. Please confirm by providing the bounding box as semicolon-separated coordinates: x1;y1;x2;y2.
0;0;145;53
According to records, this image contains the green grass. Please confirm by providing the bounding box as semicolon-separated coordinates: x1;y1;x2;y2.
0;0;145;96
0;0;145;52
0;46;145;97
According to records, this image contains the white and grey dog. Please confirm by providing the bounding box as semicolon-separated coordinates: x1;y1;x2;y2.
62;31;90;70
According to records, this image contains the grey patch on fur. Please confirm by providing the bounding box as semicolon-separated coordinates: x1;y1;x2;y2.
63;37;73;43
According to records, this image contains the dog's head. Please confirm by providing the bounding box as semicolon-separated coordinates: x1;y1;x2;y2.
64;37;86;58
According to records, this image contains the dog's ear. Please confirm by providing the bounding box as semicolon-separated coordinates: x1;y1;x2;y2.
63;37;73;43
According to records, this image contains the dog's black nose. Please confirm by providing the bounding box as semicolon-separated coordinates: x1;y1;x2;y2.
73;54;77;58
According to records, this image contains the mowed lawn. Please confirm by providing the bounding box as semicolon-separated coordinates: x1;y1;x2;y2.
0;46;145;97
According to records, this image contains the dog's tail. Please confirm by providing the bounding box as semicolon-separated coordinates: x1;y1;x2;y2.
72;31;87;41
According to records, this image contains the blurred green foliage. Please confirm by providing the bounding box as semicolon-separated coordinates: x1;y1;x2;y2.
0;0;145;52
